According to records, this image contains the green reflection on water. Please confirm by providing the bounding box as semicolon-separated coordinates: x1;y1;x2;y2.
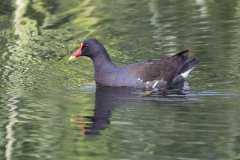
1;0;240;160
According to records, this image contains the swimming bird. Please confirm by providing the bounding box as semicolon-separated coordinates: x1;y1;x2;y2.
69;39;198;93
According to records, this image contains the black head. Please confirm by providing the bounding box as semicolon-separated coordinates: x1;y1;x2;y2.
70;39;108;60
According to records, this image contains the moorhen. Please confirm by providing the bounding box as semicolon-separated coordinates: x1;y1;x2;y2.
69;39;198;92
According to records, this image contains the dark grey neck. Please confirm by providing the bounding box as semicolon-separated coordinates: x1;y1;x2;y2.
91;51;118;74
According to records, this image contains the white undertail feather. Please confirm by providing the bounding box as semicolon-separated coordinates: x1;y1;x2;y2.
152;81;159;88
181;67;195;79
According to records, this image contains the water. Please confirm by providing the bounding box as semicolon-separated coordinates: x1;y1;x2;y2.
1;0;240;160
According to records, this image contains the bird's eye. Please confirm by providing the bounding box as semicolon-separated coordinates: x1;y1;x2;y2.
80;43;88;50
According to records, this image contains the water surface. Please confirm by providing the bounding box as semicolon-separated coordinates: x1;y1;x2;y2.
1;0;240;160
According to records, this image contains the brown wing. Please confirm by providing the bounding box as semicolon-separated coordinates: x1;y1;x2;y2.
127;49;195;83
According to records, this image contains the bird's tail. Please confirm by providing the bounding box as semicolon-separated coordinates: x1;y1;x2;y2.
179;58;199;77
171;50;199;87
173;49;199;76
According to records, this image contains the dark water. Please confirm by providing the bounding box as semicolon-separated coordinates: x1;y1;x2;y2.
1;0;240;160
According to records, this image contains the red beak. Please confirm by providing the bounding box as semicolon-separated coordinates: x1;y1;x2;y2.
72;48;82;57
68;48;81;61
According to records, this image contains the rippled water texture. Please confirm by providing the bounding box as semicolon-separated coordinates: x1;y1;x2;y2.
1;0;240;160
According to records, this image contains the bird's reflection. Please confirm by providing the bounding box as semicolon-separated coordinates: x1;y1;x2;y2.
72;87;191;136
72;87;141;136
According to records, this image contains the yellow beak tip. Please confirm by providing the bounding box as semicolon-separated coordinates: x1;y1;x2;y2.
68;56;77;62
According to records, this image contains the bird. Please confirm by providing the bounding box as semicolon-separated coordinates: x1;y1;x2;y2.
68;39;199;94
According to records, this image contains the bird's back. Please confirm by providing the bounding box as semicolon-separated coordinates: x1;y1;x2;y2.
125;49;198;89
